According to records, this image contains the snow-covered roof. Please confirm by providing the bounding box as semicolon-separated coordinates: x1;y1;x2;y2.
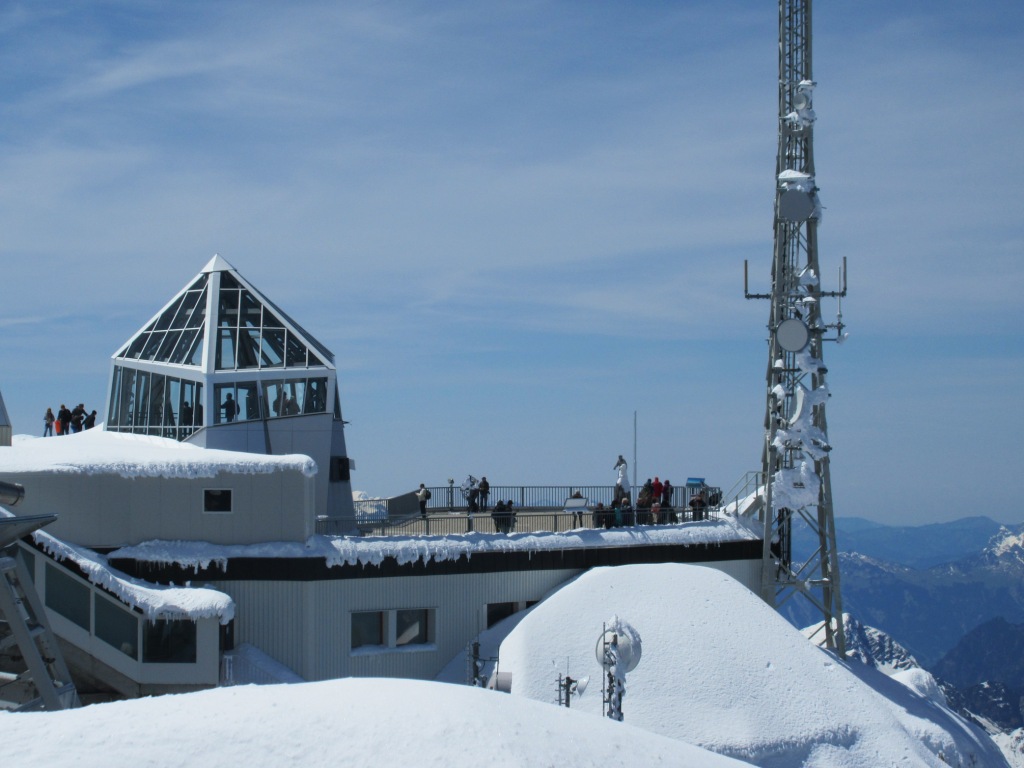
2;430;316;479
0;507;234;623
109;515;761;572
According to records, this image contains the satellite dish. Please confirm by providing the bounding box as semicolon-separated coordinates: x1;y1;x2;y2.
779;189;815;222
595;628;642;673
575;676;590;697
776;318;810;353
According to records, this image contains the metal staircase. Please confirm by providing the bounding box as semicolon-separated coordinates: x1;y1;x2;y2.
0;514;80;711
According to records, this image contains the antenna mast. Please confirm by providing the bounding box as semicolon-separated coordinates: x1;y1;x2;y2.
746;0;847;654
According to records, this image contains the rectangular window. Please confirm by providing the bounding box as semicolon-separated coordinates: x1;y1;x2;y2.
396;609;430;646
143;619;197;663
487;602;518;629
45;565;90;631
94;595;139;659
351;611;384;649
330;456;350;483
204;489;232;513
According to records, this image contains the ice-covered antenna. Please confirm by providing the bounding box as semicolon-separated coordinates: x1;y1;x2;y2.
742;0;847;656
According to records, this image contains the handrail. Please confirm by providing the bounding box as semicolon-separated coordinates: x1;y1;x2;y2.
338;505;722;538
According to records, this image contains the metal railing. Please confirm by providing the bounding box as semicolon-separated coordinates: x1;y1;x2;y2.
341;504;720;538
411;484;720;513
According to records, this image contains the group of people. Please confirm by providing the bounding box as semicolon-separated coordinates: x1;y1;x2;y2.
605;455;712;527
43;403;97;436
460;475;491;513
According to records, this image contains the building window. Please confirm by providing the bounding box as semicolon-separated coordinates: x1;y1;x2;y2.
94;595;139;659
351;609;434;653
45;565;90;631
351;611;384;649
486;602;518;629
396;609;430;646
204;489;232;513
143;620;198;663
330;456;350;483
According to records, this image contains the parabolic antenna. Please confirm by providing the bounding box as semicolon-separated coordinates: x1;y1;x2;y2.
595;627;642;673
779;189;815;222
776;317;810;353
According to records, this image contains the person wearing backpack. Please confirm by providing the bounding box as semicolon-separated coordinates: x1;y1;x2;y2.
416;484;431;519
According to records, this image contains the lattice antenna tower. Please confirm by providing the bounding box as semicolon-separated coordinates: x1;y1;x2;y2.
744;0;848;654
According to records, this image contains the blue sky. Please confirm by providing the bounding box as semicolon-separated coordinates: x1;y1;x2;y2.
1;1;1021;525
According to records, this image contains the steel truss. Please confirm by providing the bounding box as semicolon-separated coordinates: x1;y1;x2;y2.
746;0;847;655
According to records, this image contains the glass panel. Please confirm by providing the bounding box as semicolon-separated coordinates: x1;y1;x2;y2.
169;329;197;365
218;288;239;328
187;332;205;366
166;378;181;438
180;381;197;429
240;291;262;329
259;329;285;368
308;350;324;367
153;300;180;332
304;378;328;413
119;368;137;427
220;272;239;289
184;287;207;329
216;328;237;370
45;565;90;631
351;612;383;649
236;329;260;370
283;379;304;416
155;330;180;362
263;381;285;418
125;331;149;359
170;290;200;330
195;383;204;426
134;370;150;430
95;596;139;659
214;384;239;424
396;609;429;646
285;334;308;368
143;620;197;663
149;374;166;428
141;331;165;361
237;382;260;421
108;366;122;427
334;383;341;419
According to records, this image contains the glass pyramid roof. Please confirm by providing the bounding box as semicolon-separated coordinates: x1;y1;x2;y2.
115;256;335;372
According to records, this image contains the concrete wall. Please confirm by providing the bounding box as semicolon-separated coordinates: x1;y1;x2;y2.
189;411;356;527
0;468;314;548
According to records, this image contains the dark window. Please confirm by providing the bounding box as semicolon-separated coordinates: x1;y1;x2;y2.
45;565;90;630
143;620;197;663
351;611;384;649
204;489;232;513
94;596;139;659
330;456;350;483
396;609;430;646
487;602;518;629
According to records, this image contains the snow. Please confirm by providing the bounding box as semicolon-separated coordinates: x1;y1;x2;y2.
0;677;754;768
496;563;1008;767
4;430;316;478
1;508;234;623
107;515;760;571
